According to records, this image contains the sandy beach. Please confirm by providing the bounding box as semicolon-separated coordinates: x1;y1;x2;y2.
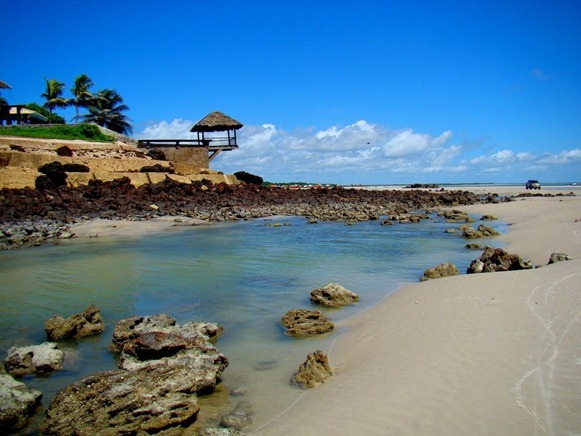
252;188;581;435
66;185;581;435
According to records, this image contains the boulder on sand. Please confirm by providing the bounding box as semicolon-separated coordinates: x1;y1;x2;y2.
420;262;459;281
290;350;333;389
310;283;359;307
548;252;573;264
467;246;532;273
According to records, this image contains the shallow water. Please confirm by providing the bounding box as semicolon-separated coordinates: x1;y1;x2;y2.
0;214;504;432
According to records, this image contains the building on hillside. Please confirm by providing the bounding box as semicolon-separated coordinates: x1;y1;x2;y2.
137;111;242;174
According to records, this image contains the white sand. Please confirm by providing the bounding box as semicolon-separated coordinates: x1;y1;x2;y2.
252;192;581;435
71;216;211;239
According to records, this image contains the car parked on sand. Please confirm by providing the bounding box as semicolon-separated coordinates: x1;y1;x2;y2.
525;180;541;190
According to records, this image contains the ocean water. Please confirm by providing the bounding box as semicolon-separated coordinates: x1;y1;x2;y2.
0;214;504;432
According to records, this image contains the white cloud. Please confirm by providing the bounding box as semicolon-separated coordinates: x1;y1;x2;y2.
383;129;452;157
136;119;581;183
538;148;581;164
139;119;197;139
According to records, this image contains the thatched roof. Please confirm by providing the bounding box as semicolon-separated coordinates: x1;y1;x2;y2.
190;111;243;133
0;79;11;89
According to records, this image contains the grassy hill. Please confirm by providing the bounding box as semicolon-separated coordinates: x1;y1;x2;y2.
0;124;115;142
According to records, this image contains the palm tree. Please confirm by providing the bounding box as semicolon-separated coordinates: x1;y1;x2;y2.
70;74;94;121
41;78;69;123
79;89;132;135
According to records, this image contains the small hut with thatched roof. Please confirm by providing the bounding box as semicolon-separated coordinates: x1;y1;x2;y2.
138;111;242;174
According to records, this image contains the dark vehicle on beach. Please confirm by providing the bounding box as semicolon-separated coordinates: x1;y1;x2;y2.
525;180;541;190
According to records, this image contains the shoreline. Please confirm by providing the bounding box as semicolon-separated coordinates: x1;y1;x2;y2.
2;185;579;434
252;192;581;435
49;184;581;243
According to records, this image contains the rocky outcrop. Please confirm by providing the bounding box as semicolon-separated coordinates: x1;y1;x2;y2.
37;161;67;188
39;314;228;435
548;253;573;264
440;209;473;223
39;366;202;434
109;313;223;354
62;163;90;173
462;224;501;239
420;262;459;281
0;372;42;430
290;350;333;389
44;304;104;340
234;171;263;185
310;283;359;307
467;247;532;273
4;342;63;377
281;309;334;336
139;163;174;173
1;180;483;249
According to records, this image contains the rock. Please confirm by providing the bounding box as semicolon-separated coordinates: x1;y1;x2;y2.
5;342;64;377
420;262;459;281
34;175;56;192
40;315;229;435
110;314;178;353
481;214;497;221
110;315;226;372
234;171;263;185
219;400;253;431
39;366;201;434
281;309;334;336
467;247;533;273
38;161;67;187
461;226;483;239
62;163;90;173
44;304;105;340
140;164;174;173
0;373;42;429
441;209;471;222
146;149;166;160
477;224;500;237
310;283;359;307
290;350;333;389
465;243;482;250
548;253;573;264
55;145;73;157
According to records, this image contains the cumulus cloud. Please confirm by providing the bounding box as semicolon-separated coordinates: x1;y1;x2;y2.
136;119;581;183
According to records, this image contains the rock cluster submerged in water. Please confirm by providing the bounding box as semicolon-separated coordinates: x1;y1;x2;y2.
39;314;228;435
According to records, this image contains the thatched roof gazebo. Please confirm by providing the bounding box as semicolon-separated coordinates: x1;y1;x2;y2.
137;111;243;172
190;111;243;150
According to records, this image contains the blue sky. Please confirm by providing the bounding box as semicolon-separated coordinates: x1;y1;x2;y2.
2;0;580;184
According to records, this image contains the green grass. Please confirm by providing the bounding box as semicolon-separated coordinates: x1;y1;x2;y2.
0;124;114;142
